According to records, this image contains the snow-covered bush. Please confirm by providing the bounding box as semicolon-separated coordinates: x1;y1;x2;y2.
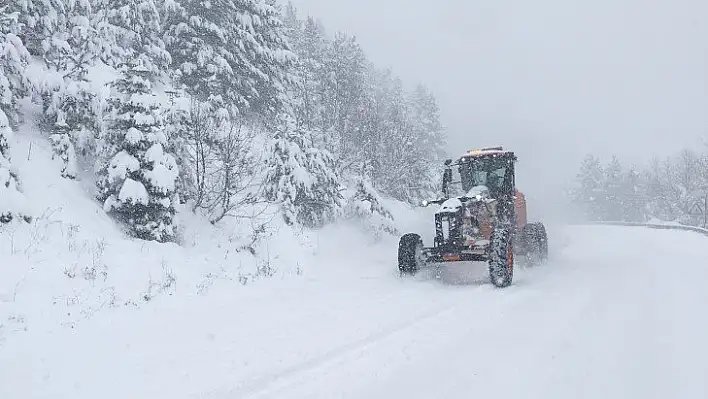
342;177;397;239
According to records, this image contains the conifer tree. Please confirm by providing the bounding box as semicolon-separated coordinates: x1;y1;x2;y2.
93;0;170;74
0;109;29;224
5;0;66;57
264;114;341;227
0;7;30;127
571;154;605;220
49;118;78;179
603;156;624;221
163;0;295;117
97;60;179;242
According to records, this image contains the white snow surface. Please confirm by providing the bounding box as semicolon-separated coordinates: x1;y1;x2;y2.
125;127;144;144
3;132;708;398
144;143;178;193
117;177;149;205
107;150;140;181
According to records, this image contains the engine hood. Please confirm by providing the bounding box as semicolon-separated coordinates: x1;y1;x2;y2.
434;185;499;215
436;198;462;214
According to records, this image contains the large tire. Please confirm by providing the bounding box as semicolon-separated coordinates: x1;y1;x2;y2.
522;222;548;265
536;223;548;260
489;227;514;287
398;233;424;276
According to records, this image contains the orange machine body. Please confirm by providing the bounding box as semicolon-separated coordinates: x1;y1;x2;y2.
514;189;527;231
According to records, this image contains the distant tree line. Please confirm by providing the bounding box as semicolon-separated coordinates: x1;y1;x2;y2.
571;149;708;226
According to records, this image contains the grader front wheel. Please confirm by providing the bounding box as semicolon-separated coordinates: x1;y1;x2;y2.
489;228;514;288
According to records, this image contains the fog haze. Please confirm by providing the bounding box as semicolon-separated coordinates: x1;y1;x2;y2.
285;0;708;220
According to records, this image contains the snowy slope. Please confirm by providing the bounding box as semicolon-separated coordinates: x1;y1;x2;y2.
3;216;708;397
0;118;419;346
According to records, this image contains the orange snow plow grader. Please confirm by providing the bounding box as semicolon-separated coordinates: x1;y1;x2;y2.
397;147;548;287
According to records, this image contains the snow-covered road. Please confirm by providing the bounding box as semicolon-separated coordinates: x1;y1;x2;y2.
224;225;708;399
3;225;708;399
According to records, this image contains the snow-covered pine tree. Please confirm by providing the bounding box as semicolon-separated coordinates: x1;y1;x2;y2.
0;7;31;127
662;149;704;225
0;6;31;223
0;109;29;224
49;116;78;179
161;91;195;206
407;84;446;196
298;18;326;107
264;114;341;227
32;0;102;177
280;13;448;206
361;68;410;198
620;167;647;223
162;0;244;114
286;15;327;131
97;60;179;242
572;149;708;226
42;77;97;178
163;0;295;117
237;0;297;115
42;0;95;78
675;149;701;200
571;154;605;221
281;2;302;46
351;67;433;203
602;156;624;221
320;32;367;160
643;157;673;221
92;0;170;75
5;0;66;57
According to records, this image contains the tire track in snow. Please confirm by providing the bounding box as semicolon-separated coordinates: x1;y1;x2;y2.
203;272;553;399
200;299;462;398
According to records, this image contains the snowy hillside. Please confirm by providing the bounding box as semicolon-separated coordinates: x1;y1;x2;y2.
0;117;432;342
1;0;447;353
0;107;451;399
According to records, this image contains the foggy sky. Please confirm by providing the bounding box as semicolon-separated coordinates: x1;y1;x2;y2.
285;0;708;219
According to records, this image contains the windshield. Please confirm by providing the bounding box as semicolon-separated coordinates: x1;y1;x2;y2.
459;156;509;194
